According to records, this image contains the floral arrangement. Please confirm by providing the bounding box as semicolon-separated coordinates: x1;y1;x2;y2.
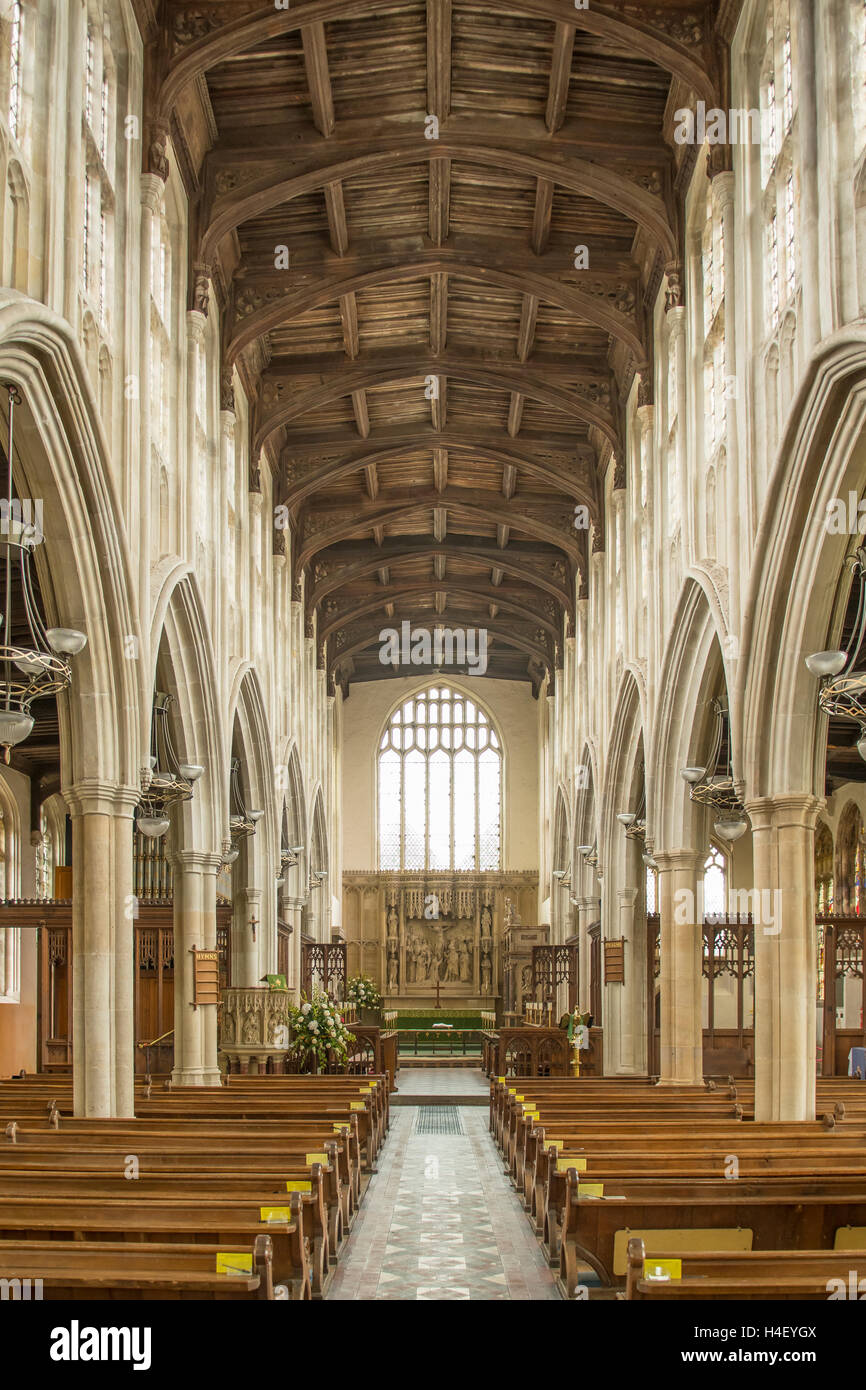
346;974;381;1009
288;989;354;1070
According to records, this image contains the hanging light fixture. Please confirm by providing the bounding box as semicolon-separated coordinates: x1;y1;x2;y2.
229;755;263;838
618;780;647;842
805;547;866;760
0;384;87;762
280;832;304;876
219;755;264;868
136;692;202;839
680;697;750;834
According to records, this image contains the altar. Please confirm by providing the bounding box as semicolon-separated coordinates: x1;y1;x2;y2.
341;869;539;1008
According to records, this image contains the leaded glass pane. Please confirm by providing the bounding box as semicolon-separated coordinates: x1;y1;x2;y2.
376;684;501;870
478;747;501;870
453;749;476;870
428;751;451;869
403;751;426;869
378;750;401;870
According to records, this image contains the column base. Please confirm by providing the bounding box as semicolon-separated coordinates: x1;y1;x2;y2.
170;1066;223;1088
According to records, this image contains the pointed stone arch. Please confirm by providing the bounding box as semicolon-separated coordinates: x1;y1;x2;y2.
149;566;227;855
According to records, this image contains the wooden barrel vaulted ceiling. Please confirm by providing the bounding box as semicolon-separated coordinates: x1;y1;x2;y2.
144;0;742;695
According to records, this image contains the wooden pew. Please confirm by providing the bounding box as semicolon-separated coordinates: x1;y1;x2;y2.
625;1236;866;1301
0;1236;276;1301
0;1191;313;1299
0;1131;344;1289
557;1168;866;1295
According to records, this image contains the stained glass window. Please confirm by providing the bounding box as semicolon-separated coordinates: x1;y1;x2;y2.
378;685;502;870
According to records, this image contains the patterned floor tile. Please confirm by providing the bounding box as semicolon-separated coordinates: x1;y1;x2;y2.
327;1092;561;1302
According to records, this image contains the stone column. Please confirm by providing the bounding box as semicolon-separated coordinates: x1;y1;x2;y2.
171;849;223;1086
655;849;704;1087
575;895;599;1013
67;783;137;1117
746;794;821;1121
112;793;138;1117
282;895;305;1001
617;885;642;1072
235;884;263;988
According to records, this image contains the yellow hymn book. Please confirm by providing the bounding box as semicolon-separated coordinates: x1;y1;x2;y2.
556;1157;587;1173
260;1206;293;1222
216;1253;253;1276
306;1152;328;1165
644;1259;682;1281
286;1180;312;1193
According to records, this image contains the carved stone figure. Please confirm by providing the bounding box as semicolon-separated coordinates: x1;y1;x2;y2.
387;904;399;933
445;937;459;982
387;952;398;993
419;937;432;981
242;1008;259;1046
481;954;492;994
481;904;492;935
458;938;471;983
406;932;417;984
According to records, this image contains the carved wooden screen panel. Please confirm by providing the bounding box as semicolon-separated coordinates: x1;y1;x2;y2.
532;945;553;999
302;943;325;997
820;916;866;1074
702;916;754;1048
503;1039;533;1077
325;943;347;999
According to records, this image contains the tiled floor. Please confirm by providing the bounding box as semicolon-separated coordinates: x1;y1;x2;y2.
328;1106;561;1300
394;1067;490;1097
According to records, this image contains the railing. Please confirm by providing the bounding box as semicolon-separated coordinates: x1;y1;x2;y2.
398;1028;482;1057
136;1028;175;1076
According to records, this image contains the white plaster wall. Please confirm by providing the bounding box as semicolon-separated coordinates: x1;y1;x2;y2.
341;675;539;872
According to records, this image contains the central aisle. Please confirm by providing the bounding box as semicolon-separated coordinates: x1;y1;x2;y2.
328;1101;561;1300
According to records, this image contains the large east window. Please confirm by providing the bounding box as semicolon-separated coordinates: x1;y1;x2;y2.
378;686;502;871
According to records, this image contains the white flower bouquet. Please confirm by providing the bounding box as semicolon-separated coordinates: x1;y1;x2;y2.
346;975;381;1009
288;989;355;1070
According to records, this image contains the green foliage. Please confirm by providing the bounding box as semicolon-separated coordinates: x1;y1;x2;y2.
346;974;381;1009
288;989;354;1069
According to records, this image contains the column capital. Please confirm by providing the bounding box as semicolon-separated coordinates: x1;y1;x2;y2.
666;304;687;336
710;168;736;216
65;781;139;819
140;172;164;214
171;849;224;873
617;886;638;908
744;793;825;831
653;848;705;873
186;309;207;345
